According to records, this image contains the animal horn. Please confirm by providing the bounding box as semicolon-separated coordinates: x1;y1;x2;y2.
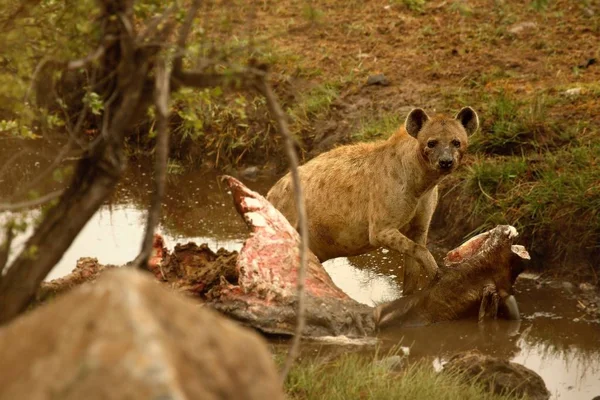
503;295;520;320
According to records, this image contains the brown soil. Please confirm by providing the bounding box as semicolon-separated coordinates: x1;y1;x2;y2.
245;0;600;153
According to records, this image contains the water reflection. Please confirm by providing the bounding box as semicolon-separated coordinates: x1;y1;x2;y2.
379;281;600;400
323;256;400;306
44;206;246;281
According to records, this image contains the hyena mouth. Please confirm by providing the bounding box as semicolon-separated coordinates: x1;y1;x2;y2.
438;165;454;174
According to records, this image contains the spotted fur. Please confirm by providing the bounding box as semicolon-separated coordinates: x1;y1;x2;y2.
267;107;479;294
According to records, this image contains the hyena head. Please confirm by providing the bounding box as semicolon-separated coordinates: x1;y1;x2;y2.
405;107;479;174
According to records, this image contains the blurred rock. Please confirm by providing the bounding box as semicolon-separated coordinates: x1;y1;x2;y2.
443;351;550;400
562;281;574;292
564;87;583;96
579;282;596;292
239;165;260;180
508;22;537;35
578;58;596;69
366;74;390;86
0;269;284;400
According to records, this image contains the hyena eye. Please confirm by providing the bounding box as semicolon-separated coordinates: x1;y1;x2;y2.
427;140;438;148
452;139;461;148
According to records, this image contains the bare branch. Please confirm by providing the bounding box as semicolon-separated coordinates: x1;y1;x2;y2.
256;77;308;383
0;190;64;212
131;61;171;269
67;44;109;70
173;0;203;75
138;4;177;43
0;0;147;324
25;40;114;105
172;66;266;91
0;221;15;279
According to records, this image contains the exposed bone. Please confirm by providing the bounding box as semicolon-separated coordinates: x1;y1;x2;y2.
511;245;530;260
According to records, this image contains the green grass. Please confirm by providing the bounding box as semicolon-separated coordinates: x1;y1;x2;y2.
284;352;523;400
352;113;402;142
293;84;340;120
393;0;428;12
464;140;600;257
286;83;340;141
441;80;599;273
469;91;572;155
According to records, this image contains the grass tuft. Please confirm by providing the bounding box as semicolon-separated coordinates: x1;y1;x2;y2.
352;113;402;142
284;352;523;400
464;141;600;259
393;0;428;13
470;91;572;155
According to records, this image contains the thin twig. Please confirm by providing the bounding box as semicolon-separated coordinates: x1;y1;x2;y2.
256;77;308;384
67;43;110;70
0;220;15;279
478;179;497;203
0;189;63;212
132;61;171;269
173;0;203;75
138;5;177;42
25;41;113;106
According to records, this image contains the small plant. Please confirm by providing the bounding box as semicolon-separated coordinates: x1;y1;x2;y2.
284;350;523;400
470;91;566;155
82;92;104;116
531;0;550;12
352;113;401;142
302;5;324;23
288;83;339;124
394;0;427;12
166;159;185;175
464;140;600;261
451;1;474;17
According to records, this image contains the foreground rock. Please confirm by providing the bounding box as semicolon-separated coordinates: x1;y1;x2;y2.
1;269;283;400
443;351;550;400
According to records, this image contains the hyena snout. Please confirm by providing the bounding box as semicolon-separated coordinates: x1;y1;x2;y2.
438;157;453;170
437;148;457;172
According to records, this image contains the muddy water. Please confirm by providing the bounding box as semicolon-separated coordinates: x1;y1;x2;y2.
1;151;599;399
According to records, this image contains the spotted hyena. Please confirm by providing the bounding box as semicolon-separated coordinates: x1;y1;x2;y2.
267;107;479;294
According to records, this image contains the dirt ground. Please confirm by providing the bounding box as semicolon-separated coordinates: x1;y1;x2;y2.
220;0;594;152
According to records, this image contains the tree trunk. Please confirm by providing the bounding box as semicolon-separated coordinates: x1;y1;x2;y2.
0;0;145;324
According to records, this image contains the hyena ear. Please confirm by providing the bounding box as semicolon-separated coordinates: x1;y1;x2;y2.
455;106;479;136
405;108;430;138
